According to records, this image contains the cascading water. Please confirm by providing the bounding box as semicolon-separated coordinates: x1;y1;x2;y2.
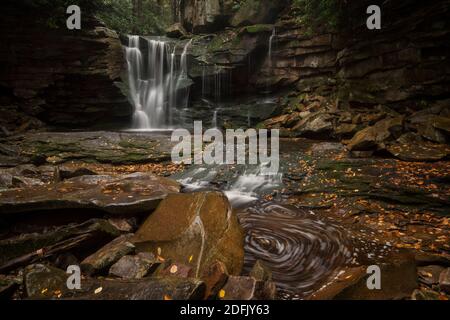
268;28;276;67
125;35;192;129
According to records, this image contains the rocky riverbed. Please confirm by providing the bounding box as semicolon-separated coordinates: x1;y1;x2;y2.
0;131;449;300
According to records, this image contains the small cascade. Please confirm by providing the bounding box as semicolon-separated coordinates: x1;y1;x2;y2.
268;28;276;67
212;110;218;128
224;163;283;207
124;35;193;129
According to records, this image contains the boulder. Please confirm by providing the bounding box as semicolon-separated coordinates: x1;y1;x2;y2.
109;253;160;279
133;191;244;277
292;112;334;137
24;264;69;299
311;252;418;300
220;276;277;300
347;116;404;151
81;234;135;275
0;173;180;215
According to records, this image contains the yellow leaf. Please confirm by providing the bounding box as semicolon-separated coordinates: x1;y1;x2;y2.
94;287;103;294
170;265;178;274
188;255;193;263
219;289;226;299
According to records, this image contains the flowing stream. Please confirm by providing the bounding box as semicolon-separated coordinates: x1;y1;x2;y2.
124;37;353;299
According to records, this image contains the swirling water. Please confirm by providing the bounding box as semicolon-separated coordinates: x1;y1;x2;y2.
237;202;352;299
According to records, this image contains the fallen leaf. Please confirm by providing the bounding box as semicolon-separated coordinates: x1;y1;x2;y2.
94;287;103;294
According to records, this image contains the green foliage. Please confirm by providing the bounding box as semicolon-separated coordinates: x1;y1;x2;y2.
12;0;171;34
97;0;171;35
293;0;344;32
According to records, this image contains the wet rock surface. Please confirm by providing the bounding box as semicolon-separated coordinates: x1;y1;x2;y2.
220;275;277;300
81;234;135;276
133;191;245;277
0;134;448;300
0;172;180;215
24;263;206;300
0;219;120;270
0;132;177;166
109;253;160;279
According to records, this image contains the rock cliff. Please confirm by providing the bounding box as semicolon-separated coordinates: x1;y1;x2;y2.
0;4;132;132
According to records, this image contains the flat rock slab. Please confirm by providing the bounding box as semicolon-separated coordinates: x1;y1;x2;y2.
0;131;177;165
386;133;450;162
0;172;180;215
24;264;205;300
0;218;120;267
310;252;418;300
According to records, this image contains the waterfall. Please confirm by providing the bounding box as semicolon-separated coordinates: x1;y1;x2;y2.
268;28;276;67
212;110;218;128
125;36;192;129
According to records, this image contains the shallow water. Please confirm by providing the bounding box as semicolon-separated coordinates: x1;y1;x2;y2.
236;201;352;299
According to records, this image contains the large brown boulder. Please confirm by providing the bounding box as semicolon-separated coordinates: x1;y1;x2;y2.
347;116;404;151
133;192;244;277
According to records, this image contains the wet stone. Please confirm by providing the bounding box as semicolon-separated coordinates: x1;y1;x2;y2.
411;288;443;300
201;260;229;299
133;191;244;277
159;263;194;278
249;260;272;282
220;276;277;300
0;218;120;268
109;253;160;279
24;264;69;299
418;265;445;286
439;268;450;293
0;172;180;216
81;234;135;276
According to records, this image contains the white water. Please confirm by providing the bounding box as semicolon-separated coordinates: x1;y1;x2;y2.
224;163;283;207
212;110;218;128
177;162;283;207
125;36;192;129
268;28;276;67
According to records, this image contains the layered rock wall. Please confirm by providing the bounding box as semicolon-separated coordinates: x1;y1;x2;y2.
252;0;450;110
0;5;132;130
